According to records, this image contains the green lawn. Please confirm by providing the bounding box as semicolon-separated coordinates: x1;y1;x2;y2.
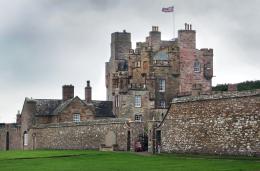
0;150;259;171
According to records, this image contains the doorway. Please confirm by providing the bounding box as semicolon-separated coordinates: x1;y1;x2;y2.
127;131;131;151
6;132;9;151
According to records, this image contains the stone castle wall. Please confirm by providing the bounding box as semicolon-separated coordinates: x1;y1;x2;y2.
159;90;260;156
27;119;144;151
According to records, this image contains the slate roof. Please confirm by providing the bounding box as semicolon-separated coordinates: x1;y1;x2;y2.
33;97;114;118
92;100;114;118
35;99;62;116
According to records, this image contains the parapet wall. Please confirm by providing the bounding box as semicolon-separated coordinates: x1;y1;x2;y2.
28;119;144;151
159;90;260;156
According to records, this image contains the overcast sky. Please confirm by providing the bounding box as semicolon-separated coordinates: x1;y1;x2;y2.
0;0;259;123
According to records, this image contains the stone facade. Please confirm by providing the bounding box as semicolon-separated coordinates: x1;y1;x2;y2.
106;24;213;122
158;90;260;156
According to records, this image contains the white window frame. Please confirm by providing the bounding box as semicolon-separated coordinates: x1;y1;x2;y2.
134;114;142;122
135;95;141;107
159;79;166;92
73;113;81;123
194;60;201;73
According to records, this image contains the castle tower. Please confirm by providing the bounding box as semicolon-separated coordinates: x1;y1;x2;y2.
111;30;131;60
147;26;161;51
106;30;132;101
178;23;196;49
177;23;213;94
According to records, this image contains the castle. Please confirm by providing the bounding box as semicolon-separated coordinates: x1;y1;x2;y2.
0;24;259;156
106;25;213;121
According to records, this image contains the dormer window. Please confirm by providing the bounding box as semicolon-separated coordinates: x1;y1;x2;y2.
73;113;81;123
194;60;201;73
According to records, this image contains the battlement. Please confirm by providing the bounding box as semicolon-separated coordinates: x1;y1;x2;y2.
200;48;213;56
111;30;131;42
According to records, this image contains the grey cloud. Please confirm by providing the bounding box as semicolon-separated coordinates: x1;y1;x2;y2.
0;0;259;123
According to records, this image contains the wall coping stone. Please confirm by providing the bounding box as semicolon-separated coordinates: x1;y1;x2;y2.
33;118;130;129
172;89;260;103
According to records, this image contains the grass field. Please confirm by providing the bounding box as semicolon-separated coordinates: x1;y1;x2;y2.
0;150;259;171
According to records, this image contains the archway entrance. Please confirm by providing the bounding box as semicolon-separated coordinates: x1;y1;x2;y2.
136;133;148;152
127;131;131;151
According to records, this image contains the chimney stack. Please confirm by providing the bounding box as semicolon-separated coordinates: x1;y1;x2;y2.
16;110;21;125
85;80;92;103
62;85;74;100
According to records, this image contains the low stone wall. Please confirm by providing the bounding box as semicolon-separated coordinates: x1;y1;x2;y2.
159;90;260;156
28;119;144;151
0;124;21;150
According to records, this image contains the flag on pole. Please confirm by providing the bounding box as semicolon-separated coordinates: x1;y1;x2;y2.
162;6;174;13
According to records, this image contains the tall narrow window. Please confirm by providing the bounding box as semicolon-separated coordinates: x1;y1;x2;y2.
73;113;81;123
194;60;201;73
135;95;141;107
159;79;166;92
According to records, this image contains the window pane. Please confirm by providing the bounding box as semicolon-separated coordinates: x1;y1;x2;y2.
135;114;142;121
159;79;166;92
194;61;201;73
135;96;141;107
73;114;80;123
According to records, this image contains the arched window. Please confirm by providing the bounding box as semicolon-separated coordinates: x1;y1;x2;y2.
194;60;201;73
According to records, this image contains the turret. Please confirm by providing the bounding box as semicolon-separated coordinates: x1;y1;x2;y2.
111;30;132;60
147;26;161;51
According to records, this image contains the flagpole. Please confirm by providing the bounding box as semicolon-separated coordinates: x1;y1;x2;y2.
172;7;175;39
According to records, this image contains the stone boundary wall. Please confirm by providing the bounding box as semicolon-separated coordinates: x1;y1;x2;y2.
159;90;260;156
0;124;21;150
28;119;144;151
